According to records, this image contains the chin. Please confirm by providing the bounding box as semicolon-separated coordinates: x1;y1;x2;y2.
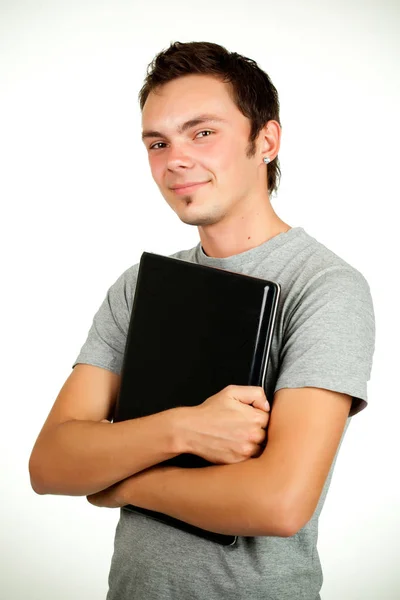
177;208;223;227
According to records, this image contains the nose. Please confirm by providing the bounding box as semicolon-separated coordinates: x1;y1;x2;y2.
166;144;195;171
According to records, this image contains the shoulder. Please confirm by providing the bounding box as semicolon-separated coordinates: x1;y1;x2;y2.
278;230;375;364
284;228;373;306
118;242;199;284
291;228;367;279
107;244;199;310
104;263;141;318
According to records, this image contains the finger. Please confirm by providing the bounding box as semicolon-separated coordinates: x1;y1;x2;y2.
229;385;269;411
255;428;267;444
251;442;266;458
253;409;270;428
250;389;269;412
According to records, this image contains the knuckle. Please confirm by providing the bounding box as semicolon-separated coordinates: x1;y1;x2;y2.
248;428;261;443
241;442;253;457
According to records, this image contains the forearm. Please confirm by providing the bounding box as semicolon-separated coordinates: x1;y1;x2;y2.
118;459;291;537
29;409;186;496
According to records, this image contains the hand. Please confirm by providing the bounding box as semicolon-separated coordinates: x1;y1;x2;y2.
186;384;270;465
87;481;125;509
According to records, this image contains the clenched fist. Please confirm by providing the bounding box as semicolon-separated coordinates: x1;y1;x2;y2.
183;384;270;465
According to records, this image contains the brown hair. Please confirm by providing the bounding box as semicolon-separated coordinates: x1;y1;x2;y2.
138;41;281;196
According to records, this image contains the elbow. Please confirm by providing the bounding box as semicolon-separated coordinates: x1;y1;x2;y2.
29;442;60;495
29;446;90;497
29;451;48;495
257;494;304;538
274;497;313;538
28;427;71;496
269;514;299;538
30;480;47;496
277;511;303;538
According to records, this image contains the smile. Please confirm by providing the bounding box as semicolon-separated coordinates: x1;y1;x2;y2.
171;181;210;195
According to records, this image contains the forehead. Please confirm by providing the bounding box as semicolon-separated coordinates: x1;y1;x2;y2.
141;74;243;130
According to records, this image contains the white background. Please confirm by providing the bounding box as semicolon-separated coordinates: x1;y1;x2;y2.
1;0;399;598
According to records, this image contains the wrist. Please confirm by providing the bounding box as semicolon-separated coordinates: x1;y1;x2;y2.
168;406;198;455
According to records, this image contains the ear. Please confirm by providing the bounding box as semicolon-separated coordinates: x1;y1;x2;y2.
258;120;281;165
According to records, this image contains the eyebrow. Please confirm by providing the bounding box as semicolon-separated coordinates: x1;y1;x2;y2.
141;114;228;140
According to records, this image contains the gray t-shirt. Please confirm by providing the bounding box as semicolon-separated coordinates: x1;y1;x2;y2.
74;227;375;600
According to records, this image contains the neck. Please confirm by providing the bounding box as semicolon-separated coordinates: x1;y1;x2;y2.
198;201;291;259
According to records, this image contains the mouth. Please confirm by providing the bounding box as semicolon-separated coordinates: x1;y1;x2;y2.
170;181;210;195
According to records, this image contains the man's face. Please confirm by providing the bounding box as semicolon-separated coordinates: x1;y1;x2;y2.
141;74;265;228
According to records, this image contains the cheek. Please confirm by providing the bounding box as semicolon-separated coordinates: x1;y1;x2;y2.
201;142;238;178
148;156;163;182
213;144;247;183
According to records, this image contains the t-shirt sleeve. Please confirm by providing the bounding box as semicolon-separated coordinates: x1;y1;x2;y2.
274;266;375;417
72;265;139;375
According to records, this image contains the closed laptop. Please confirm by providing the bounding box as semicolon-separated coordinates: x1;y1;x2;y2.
113;251;280;545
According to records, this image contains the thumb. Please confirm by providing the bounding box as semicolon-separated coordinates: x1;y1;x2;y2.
229;385;270;412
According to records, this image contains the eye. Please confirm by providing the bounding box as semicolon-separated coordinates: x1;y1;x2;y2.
149;142;167;150
148;130;213;150
196;130;213;138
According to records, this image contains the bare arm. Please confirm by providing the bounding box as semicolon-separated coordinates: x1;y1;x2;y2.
29;364;185;496
29;367;269;498
88;387;351;537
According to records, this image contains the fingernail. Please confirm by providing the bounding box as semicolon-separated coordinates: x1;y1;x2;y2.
265;400;270;410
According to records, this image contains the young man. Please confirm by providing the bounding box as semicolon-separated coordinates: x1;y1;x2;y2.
29;42;375;599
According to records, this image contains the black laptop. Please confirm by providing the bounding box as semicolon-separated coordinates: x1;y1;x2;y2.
113;251;280;545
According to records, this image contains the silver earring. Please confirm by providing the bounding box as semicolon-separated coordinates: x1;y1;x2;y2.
263;157;271;164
